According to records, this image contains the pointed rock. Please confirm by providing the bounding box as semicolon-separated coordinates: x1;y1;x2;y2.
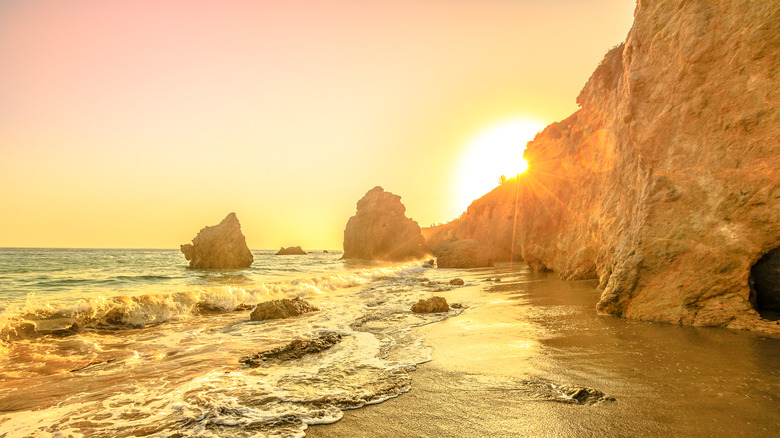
343;186;429;261
181;213;253;269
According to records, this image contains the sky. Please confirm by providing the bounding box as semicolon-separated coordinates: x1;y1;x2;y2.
0;0;635;249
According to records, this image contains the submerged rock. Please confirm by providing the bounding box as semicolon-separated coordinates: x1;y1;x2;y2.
275;246;307;255
180;213;253;269
558;385;616;405
343;186;429;261
240;332;343;366
249;297;319;321
411;296;449;313
432;239;495;268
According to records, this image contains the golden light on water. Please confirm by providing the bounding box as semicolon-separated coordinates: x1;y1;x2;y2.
454;119;544;213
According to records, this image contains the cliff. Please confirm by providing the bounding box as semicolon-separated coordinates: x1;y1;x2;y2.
424;0;780;335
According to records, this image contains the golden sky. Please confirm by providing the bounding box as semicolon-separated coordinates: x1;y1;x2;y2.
0;0;634;249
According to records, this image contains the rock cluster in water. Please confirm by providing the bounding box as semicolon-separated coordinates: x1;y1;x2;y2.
249;297;319;321
343;186;429;261
275;246;307;255
432;238;495;268
423;0;780;336
411;296;449;313
180;213;253;269
240;332;343;366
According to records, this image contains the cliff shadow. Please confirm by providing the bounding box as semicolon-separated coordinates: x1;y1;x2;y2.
749;247;780;321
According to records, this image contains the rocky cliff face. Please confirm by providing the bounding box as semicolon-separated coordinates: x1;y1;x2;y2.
425;0;780;335
181;213;254;269
343;187;429;261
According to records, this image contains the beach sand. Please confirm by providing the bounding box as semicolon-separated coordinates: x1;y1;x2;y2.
307;270;616;438
307;267;780;438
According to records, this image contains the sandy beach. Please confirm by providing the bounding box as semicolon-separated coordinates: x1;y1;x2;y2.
308;266;780;438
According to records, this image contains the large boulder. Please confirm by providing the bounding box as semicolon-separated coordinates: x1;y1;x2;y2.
432;238;495;268
411;296;449;313
343;186;429;261
275;246;307;255
180;213;253;269
249;297;319;321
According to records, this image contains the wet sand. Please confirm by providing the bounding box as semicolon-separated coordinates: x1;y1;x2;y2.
308;266;780;438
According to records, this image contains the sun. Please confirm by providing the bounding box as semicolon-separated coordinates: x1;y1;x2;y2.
454;118;544;213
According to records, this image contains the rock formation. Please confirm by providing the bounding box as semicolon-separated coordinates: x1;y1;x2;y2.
424;0;780;336
411;296;449;313
249;297;319;321
432;238;495;268
449;278;465;286
343;186;429;261
275;246;307;255
180;213;253;269
240;332;343;366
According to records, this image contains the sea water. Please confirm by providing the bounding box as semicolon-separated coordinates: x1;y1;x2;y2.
0;248;457;437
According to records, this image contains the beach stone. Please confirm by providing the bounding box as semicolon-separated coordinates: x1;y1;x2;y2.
275;246;307;255
240;332;343;366
249;297;319;321
343;186;429;261
411;296;449;313
432;239;495;269
449;278;465;286
180;213;253;269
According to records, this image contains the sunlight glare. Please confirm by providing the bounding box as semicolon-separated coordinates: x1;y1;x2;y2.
454;119;545;213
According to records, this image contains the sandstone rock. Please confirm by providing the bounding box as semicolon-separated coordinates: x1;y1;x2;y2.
275;246;307;255
432;239;495;268
343;186;429;261
240;332;342;366
181;213;253;269
449;278;465;286
423;0;780;336
411;296;449;313
249;297;318;321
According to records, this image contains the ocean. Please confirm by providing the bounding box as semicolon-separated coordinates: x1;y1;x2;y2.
3;249;779;437
0;248;455;437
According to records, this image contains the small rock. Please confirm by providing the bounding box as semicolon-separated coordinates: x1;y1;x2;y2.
450;303;463;309
249;297;318;321
275;246;307;255
449;278;464;286
411;296;449;313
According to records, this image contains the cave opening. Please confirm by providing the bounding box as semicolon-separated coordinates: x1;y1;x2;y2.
749;247;780;321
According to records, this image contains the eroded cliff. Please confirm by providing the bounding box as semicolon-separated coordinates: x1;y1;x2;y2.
424;0;780;335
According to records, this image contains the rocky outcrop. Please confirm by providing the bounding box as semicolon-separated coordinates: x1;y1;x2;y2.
180;213;253;269
424;0;780;336
249;297;319;321
411;296;449;313
275;246;307;255
240;332;343;366
343;186;429;261
432;239;495;268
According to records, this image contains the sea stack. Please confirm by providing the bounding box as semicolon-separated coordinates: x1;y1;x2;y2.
180;213;253;269
343;186;429;261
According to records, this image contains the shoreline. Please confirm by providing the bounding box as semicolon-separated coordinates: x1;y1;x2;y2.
307;266;780;438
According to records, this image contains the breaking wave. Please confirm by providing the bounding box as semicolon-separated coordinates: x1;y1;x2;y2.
0;262;425;342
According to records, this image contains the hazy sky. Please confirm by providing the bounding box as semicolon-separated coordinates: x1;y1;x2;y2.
0;0;635;249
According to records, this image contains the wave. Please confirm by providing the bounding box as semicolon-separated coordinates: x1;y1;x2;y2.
0;262;425;342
